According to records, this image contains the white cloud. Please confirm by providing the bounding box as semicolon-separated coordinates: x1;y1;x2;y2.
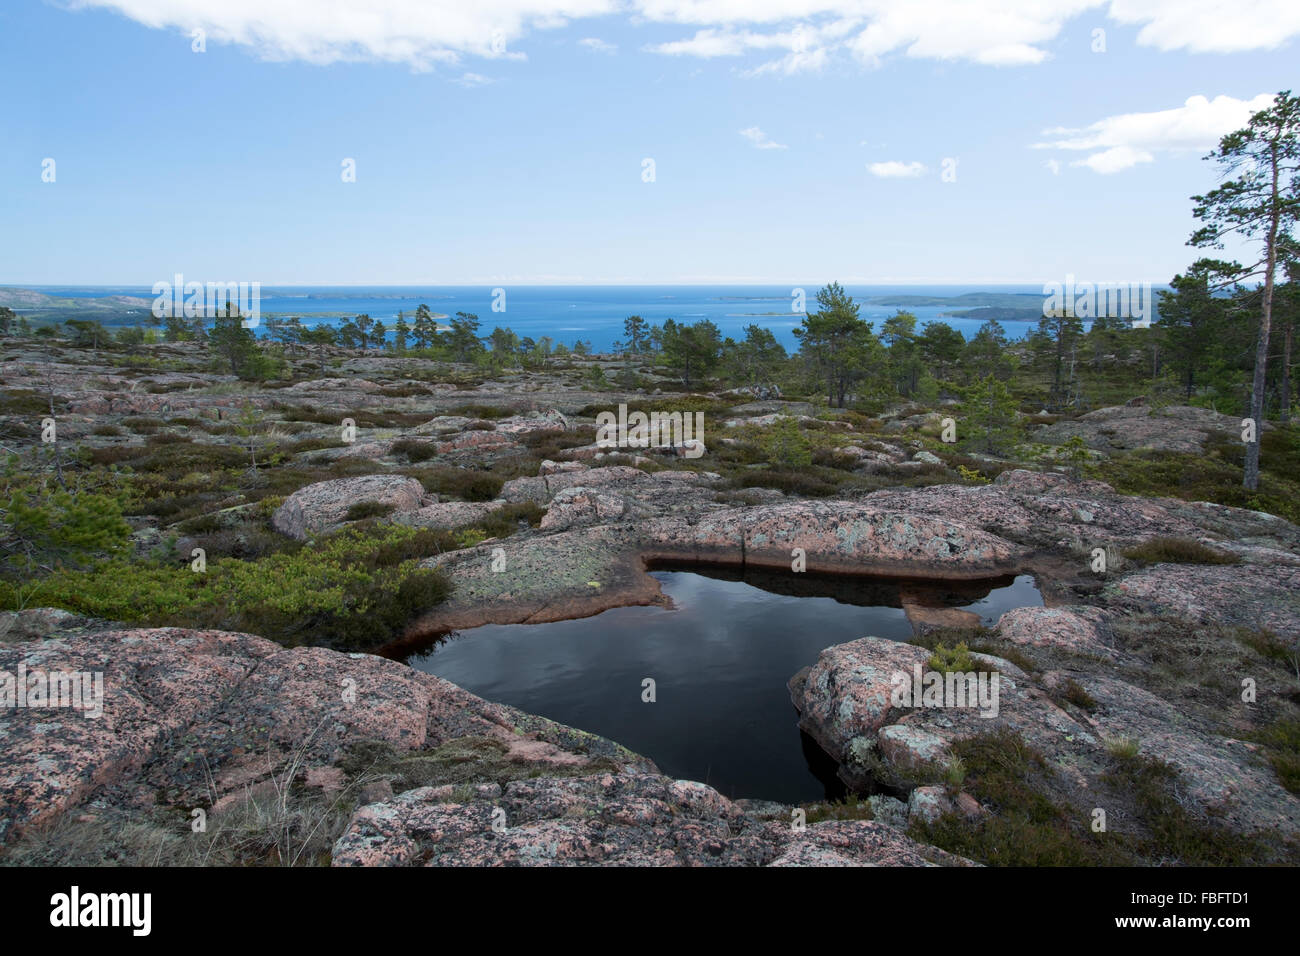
740;126;788;149
69;0;618;68
455;72;495;87
1071;146;1154;174
1034;93;1277;172
1108;0;1300;53
69;1;1300;71
1044;158;1061;175
578;36;617;53
649;28;751;58
641;1;1300;69
868;160;926;177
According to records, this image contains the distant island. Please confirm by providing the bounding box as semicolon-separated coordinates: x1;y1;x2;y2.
861;292;1048;309
941;307;1048;322
0;287;449;327
0;287;154;324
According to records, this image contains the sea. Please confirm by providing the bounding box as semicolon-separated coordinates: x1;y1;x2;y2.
20;284;1089;353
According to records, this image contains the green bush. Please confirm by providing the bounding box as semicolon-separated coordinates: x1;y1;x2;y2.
762;417;813;469
473;502;546;538
8;524;452;651
1;482;132;577
1105;449;1300;523
928;642;978;674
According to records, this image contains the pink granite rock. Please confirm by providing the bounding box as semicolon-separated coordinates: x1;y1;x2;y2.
994;605;1118;659
539;487;628;531
271;474;426;539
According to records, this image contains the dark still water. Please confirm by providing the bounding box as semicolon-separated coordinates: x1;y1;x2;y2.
405;569;1042;804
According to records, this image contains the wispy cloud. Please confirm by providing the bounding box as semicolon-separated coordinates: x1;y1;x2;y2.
868;160;926;178
740;126;788;150
578;37;616;54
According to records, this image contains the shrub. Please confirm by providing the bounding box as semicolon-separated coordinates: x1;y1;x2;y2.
802;794;873;824
10;524;453;651
0;389;55;416
1235;628;1300;673
908;729;1111;866
473;502;546;539
0;483;132;577
1104;736;1140;759
391;438;439;463
376;384;432;398
407;466;504;502
729;467;845;498
448;404;511;419
1102;751;1266;864
1104;449;1300;523
956;464;990;485
762;417;813;469
1059;678;1097;711
1122;537;1238;565
928;642;978;674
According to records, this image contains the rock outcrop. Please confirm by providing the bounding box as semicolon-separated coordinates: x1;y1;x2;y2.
1033;403;1253;455
787;631;1300;838
0;619;965;867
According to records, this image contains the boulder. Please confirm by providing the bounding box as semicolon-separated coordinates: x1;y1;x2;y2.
271;475;426;539
907;787;985;825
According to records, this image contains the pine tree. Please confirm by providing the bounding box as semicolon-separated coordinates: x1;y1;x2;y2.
413;304;436;350
1190;90;1300;489
959;373;1021;455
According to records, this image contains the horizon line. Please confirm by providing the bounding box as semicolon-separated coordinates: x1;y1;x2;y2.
1;279;1173;288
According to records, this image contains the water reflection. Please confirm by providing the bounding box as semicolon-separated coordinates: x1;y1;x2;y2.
404;570;1042;804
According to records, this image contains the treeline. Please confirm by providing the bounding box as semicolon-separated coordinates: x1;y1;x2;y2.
6;276;1297;431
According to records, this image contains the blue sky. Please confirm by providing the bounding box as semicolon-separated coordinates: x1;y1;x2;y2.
2;1;1296;286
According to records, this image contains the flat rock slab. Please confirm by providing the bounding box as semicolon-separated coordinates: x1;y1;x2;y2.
0;628;278;841
331;772;968;867
642;501;1023;578
1110;564;1300;639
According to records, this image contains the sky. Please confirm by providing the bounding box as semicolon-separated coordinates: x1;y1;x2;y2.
1;0;1297;286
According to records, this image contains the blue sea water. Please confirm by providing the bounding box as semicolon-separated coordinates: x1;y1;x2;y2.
23;284;1076;352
